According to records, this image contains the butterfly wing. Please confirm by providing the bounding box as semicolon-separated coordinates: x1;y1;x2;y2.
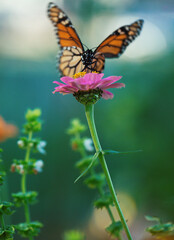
90;53;105;73
48;3;85;77
94;19;144;60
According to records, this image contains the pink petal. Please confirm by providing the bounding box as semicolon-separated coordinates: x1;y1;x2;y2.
53;84;77;94
59;85;77;92
84;73;104;83
53;89;70;94
98;76;123;88
102;90;114;99
60;76;74;83
102;83;125;90
69;79;87;91
102;76;122;82
53;81;65;86
72;78;92;91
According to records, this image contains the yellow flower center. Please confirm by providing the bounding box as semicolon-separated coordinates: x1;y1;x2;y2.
73;72;86;79
73;71;99;79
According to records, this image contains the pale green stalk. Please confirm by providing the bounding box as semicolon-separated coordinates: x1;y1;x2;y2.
85;104;133;240
21;131;33;240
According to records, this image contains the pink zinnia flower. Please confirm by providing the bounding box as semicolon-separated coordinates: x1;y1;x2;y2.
53;72;125;104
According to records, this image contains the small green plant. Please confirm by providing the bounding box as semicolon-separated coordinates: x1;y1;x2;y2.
0;149;15;240
11;109;45;239
67;119;123;239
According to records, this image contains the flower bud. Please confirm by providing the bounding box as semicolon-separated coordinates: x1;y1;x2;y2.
11;164;16;172
29;142;34;148
17;140;24;148
16;164;24;174
37;141;46;154
34;160;44;173
83;138;94;152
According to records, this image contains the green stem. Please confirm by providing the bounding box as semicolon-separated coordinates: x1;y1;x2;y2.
85;104;133;240
22;131;33;240
0;214;5;230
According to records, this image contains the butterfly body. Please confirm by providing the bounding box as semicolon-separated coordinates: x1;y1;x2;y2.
48;2;144;77
81;49;94;67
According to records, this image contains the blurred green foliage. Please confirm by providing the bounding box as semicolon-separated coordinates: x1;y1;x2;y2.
145;216;174;237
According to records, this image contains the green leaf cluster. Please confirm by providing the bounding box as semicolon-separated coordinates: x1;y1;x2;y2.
17;137;44;153
145;215;174;236
12;192;38;207
0;202;14;215
67;119;86;135
23;109;42;133
15;221;43;238
12;159;39;175
0;151;15;239
84;173;105;189
0;226;15;240
94;194;113;209
106;221;123;237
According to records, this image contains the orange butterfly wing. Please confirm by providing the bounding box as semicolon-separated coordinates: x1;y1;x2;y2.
90;54;105;73
94;19;144;58
48;3;85;77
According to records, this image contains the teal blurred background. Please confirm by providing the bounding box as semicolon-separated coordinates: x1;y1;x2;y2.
0;0;174;239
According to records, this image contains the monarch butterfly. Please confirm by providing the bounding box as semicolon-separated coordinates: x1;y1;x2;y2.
48;2;144;77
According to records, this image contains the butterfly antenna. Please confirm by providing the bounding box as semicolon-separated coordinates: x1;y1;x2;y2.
82;42;88;50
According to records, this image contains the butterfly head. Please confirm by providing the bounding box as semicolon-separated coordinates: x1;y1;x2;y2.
81;49;94;67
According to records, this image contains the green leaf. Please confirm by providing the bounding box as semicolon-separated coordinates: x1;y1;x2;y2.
0;225;15;239
74;151;100;183
75;156;98;172
25;109;41;122
23;109;42;133
106;221;123;237
103;149;142;155
15;221;43;238
94;194;113;209
145;215;161;223
23;121;41;133
84;173;105;189
67;119;87;135
146;222;174;236
145;216;174;236
12;158;39;175
12;191;38;207
0;202;14;215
